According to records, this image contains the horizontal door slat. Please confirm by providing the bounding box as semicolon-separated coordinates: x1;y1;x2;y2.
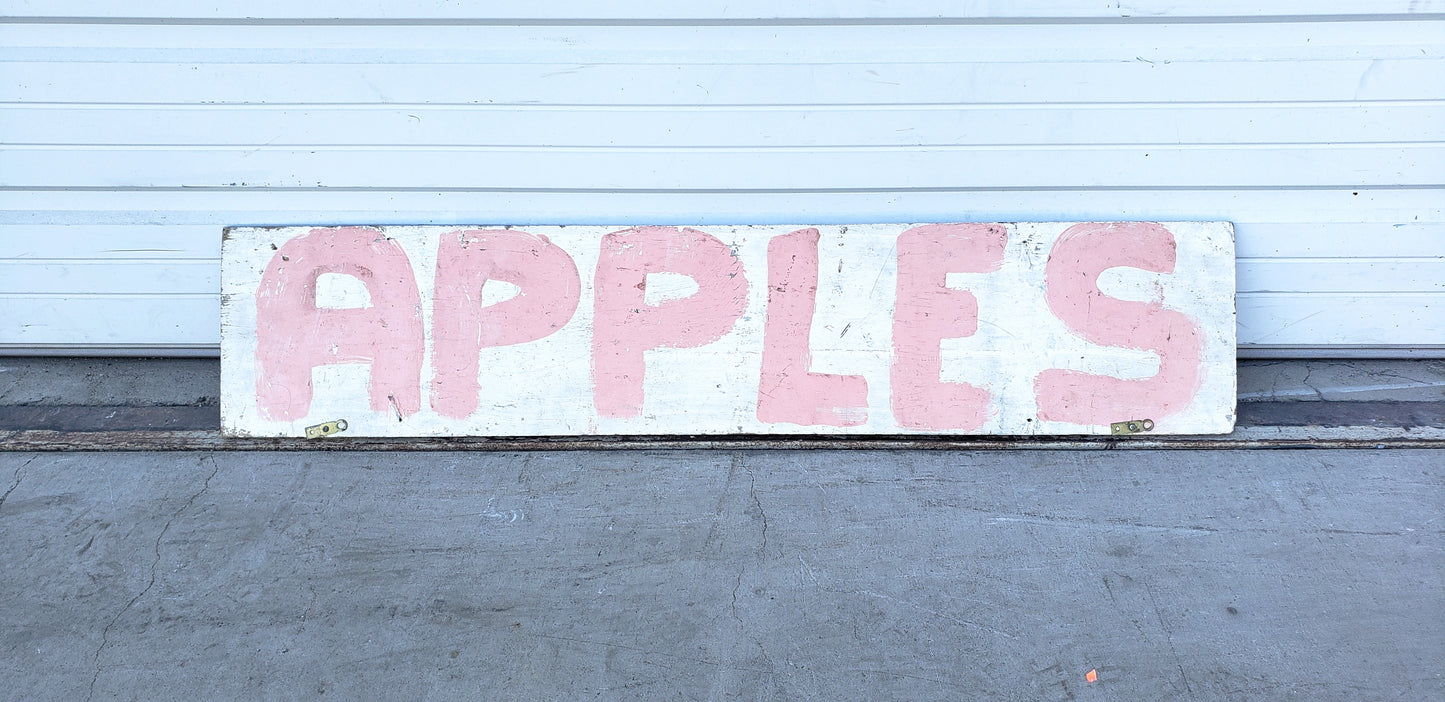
4;144;1438;189
4;21;1439;63
3;188;1439;228
5;0;1441;20
5;103;1439;147
6;60;1440;104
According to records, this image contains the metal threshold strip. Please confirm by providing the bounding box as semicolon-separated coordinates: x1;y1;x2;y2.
2;402;1442;451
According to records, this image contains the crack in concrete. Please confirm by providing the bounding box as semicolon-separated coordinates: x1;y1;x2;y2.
728;561;776;673
1102;574;1153;642
87;454;221;701
729;564;745;620
703;454;740;551
853;669;968;690
730;453;776;674
0;454;37;513
746;460;769;558
299;577;320;632
1145;580;1196;700
1372;366;1441;388
988;512;1219;535
854;589;1018;640
522;632;772;674
1301;365;1326;401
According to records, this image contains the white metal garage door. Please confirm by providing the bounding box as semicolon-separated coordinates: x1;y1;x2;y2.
1;2;1441;357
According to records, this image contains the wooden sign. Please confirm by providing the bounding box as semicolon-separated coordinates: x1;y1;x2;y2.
221;223;1235;437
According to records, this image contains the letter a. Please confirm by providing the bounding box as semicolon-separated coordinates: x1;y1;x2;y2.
254;226;424;421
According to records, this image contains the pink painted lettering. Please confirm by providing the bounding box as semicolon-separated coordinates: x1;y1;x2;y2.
1034;222;1204;425
891;223;1007;430
592;226;749;418
430;229;581;418
757;228;868;426
254;226;424;421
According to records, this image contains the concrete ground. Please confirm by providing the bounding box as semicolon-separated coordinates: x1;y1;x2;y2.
1;449;1441;700
0;359;1442;699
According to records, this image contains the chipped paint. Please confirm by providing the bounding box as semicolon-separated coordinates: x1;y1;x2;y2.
221;223;1236;437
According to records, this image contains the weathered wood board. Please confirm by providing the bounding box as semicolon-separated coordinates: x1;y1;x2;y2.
221;223;1235;437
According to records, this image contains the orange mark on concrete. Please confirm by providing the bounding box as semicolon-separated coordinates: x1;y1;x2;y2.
1085;669;1098;683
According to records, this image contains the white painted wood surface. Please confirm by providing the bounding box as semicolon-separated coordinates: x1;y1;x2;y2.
220;223;1236;436
1;7;1441;355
